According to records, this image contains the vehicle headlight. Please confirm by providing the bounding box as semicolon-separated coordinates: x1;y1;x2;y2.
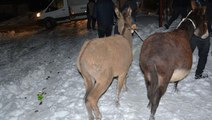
36;12;41;18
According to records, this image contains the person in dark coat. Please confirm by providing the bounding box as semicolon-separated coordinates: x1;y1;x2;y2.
93;0;115;38
164;0;190;29
121;0;137;22
87;0;96;30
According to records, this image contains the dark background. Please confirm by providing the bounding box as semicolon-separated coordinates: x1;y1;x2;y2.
0;0;52;22
0;0;166;24
0;0;50;11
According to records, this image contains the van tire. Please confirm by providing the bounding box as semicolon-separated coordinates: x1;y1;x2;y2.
44;18;56;30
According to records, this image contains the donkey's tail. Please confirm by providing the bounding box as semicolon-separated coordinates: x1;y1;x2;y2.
77;40;91;72
149;64;158;103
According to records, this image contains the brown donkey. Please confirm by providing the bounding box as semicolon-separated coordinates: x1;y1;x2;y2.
139;2;208;120
77;7;136;120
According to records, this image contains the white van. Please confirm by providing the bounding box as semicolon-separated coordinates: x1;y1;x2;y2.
36;0;87;29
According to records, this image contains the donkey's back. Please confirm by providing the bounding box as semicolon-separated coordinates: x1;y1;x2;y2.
77;35;132;120
77;35;132;77
140;30;192;82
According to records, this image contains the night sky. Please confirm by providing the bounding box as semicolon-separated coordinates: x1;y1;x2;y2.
0;0;28;4
0;0;52;22
0;0;51;12
28;0;52;11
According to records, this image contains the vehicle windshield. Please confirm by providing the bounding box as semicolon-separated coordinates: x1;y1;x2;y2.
47;0;64;12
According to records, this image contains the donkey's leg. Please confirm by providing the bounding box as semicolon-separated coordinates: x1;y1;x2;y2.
146;81;152;109
87;74;113;120
144;78;151;108
144;72;153;109
149;83;169;120
85;100;94;120
82;71;95;120
116;73;127;106
174;81;179;92
83;74;94;99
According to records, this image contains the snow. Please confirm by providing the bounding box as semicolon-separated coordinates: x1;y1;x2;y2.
0;14;212;120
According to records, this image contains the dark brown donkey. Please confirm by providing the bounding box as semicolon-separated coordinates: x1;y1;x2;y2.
139;2;209;120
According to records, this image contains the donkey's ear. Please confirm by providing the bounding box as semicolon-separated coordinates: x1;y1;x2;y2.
115;7;121;18
202;6;206;15
127;7;132;17
191;0;198;10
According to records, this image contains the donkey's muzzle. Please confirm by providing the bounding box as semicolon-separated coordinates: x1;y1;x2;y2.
131;24;137;33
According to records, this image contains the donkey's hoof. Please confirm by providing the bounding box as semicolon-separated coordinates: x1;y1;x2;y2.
89;117;94;120
95;116;102;120
124;86;128;92
88;116;94;120
149;114;155;120
174;88;179;93
115;101;120;107
147;102;151;109
195;73;208;79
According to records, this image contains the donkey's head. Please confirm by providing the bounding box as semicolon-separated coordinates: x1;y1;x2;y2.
190;0;209;39
115;7;136;40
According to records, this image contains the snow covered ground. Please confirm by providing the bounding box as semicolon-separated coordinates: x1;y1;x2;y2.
0;14;212;120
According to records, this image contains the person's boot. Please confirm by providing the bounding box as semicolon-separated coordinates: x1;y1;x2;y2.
164;24;169;29
195;73;208;79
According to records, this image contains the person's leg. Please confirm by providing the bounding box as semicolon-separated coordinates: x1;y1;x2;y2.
98;25;106;38
165;8;180;29
105;25;113;37
195;36;210;79
190;35;198;52
87;15;92;29
92;17;96;30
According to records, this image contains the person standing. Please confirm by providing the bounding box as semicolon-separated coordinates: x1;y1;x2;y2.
87;0;96;30
93;0;115;38
164;0;190;29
